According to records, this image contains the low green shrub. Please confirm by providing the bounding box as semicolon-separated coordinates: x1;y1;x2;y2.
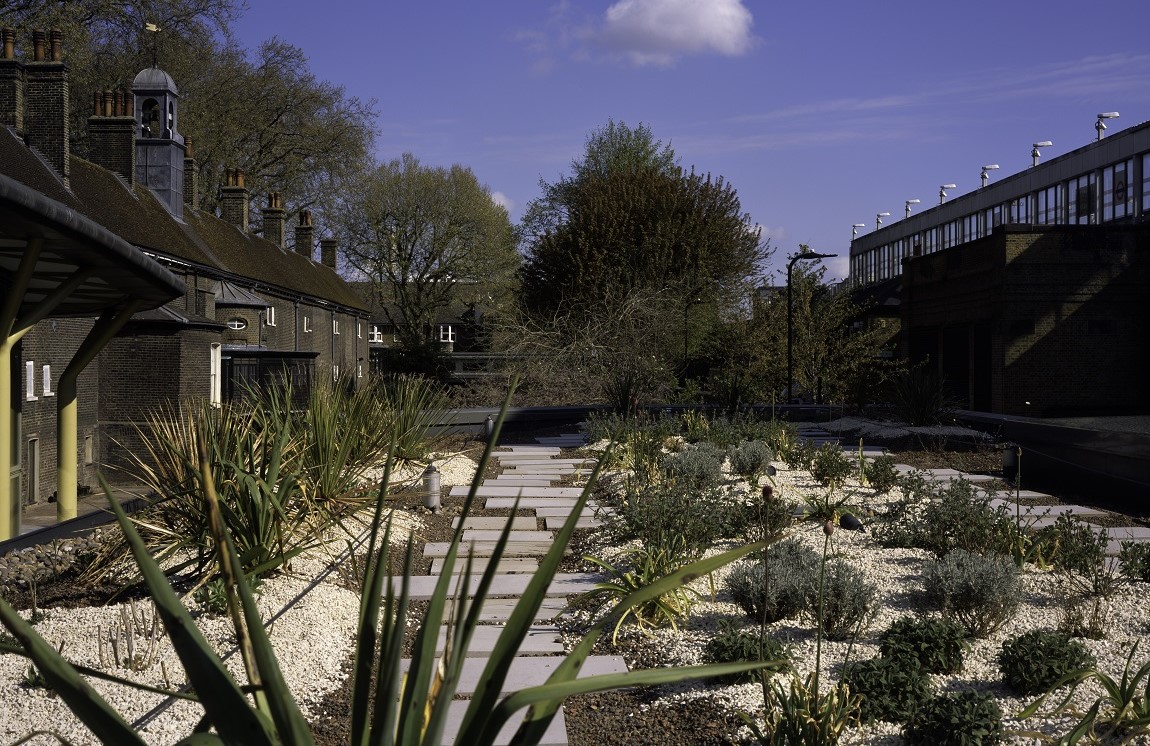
863;454;899;495
917;480;1014;559
780;438;815;471
842;657;934;723
997;629;1095;696
612;481;758;561
880;616;967;674
729;440;774;483
704;619;790;684
728;538;820;623
922;550;1021;637
805;558;878;640
1119;540;1150;582
810;443;852;491
904;689;1003;745
661;444;724;490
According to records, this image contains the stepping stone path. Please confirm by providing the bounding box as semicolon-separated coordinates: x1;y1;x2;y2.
400;431;618;745
796;426;1148;557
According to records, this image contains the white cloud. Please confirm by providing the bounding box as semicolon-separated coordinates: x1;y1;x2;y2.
599;0;755;66
490;191;515;212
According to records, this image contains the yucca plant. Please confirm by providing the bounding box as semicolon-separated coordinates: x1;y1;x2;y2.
0;400;776;745
376;373;450;461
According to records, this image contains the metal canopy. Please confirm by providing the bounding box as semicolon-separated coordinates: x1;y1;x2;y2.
0;173;184;315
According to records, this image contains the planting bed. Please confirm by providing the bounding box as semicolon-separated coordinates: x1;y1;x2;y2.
3;423;1150;745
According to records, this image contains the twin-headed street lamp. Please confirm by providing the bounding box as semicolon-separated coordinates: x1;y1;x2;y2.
787;250;837;404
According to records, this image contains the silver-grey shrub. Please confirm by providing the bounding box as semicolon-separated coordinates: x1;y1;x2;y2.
661;443;725;490
728;440;774;482
805;558;879;640
728;538;820;623
922;549;1021;637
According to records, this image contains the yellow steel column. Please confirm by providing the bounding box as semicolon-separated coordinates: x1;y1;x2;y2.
56;301;141;521
0;238;42;540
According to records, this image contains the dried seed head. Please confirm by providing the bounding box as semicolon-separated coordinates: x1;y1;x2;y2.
761;484;774;501
823;520;835;536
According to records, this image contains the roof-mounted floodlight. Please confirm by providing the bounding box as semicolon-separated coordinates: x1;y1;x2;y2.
1096;112;1119;141
876;212;891;230
1031;141;1052;167
904;198;921;218
851;223;866;240
980;164;1000;188
939;184;956;204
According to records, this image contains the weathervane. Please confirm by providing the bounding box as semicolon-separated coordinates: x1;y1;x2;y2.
145;22;161;67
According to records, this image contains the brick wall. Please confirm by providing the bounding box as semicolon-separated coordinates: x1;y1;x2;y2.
902;224;1150;416
17;319;99;503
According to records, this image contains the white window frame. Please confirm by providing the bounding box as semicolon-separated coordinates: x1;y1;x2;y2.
369;325;384;343
439;324;455;343
41;364;53;397
333;317;340;335
226;317;247;330
265;305;277;327
84;434;94;465
332;365;340;380
209;343;222;406
25;360;37;401
357;362;363;378
303;315;312;333
356;320;362;339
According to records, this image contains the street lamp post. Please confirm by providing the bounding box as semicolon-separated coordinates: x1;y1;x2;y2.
787;250;837;405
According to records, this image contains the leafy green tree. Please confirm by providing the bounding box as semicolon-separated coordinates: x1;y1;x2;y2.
334;153;519;357
723;248;891;405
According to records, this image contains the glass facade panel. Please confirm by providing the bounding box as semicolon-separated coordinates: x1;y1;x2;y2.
1143;154;1150;213
1068;173;1096;224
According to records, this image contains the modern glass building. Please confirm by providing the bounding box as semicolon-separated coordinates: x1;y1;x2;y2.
849;119;1150;289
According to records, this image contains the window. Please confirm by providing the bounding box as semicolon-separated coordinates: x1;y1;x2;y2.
1036;185;1062;225
1102;159;1132;222
209;344;222;406
357;363;363;378
265;306;277;327
41;365;53;397
25;360;36;401
356;321;362;339
439;325;456;343
1068;174;1096;224
226;317;247;330
332;318;340;335
369;324;384;343
303;315;312;333
84;435;93;465
332;365;340;380
1143;154;1150;213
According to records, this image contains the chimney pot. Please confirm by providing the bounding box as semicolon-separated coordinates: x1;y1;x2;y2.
49;29;63;62
294;209;315;257
220;165;250;232
3;28;15;60
32;30;45;62
25;29;70;184
184;135;194;158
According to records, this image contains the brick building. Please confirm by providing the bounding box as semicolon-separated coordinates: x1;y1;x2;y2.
848;116;1150;416
1;29;368;535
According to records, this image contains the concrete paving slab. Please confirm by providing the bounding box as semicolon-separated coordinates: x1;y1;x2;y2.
462;530;555;542
496;446;562;454
487;479;555;487
486;498;584;510
450;486;585;498
440;700;567;745
495;458;597;466
545;517;603;530
534;506;609;518
988;499;1107;518
405;572;601;601
453;517;539;530
469;597;568;622
988;490;1056;500
424;540;568;557
403;655;627;696
430;557;540;575
433;624;563;656
1101;526;1150;540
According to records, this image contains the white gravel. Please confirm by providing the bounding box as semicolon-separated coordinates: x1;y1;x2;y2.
572;456;1150;745
0;451;479;746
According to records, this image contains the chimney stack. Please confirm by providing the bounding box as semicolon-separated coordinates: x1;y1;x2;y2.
294;210;314;258
183;136;197;210
0;28;22;133
24;29;70;184
87;88;135;184
261;192;286;248
219;167;249;232
320;238;337;269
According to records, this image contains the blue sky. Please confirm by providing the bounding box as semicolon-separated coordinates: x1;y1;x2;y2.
230;0;1150;282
